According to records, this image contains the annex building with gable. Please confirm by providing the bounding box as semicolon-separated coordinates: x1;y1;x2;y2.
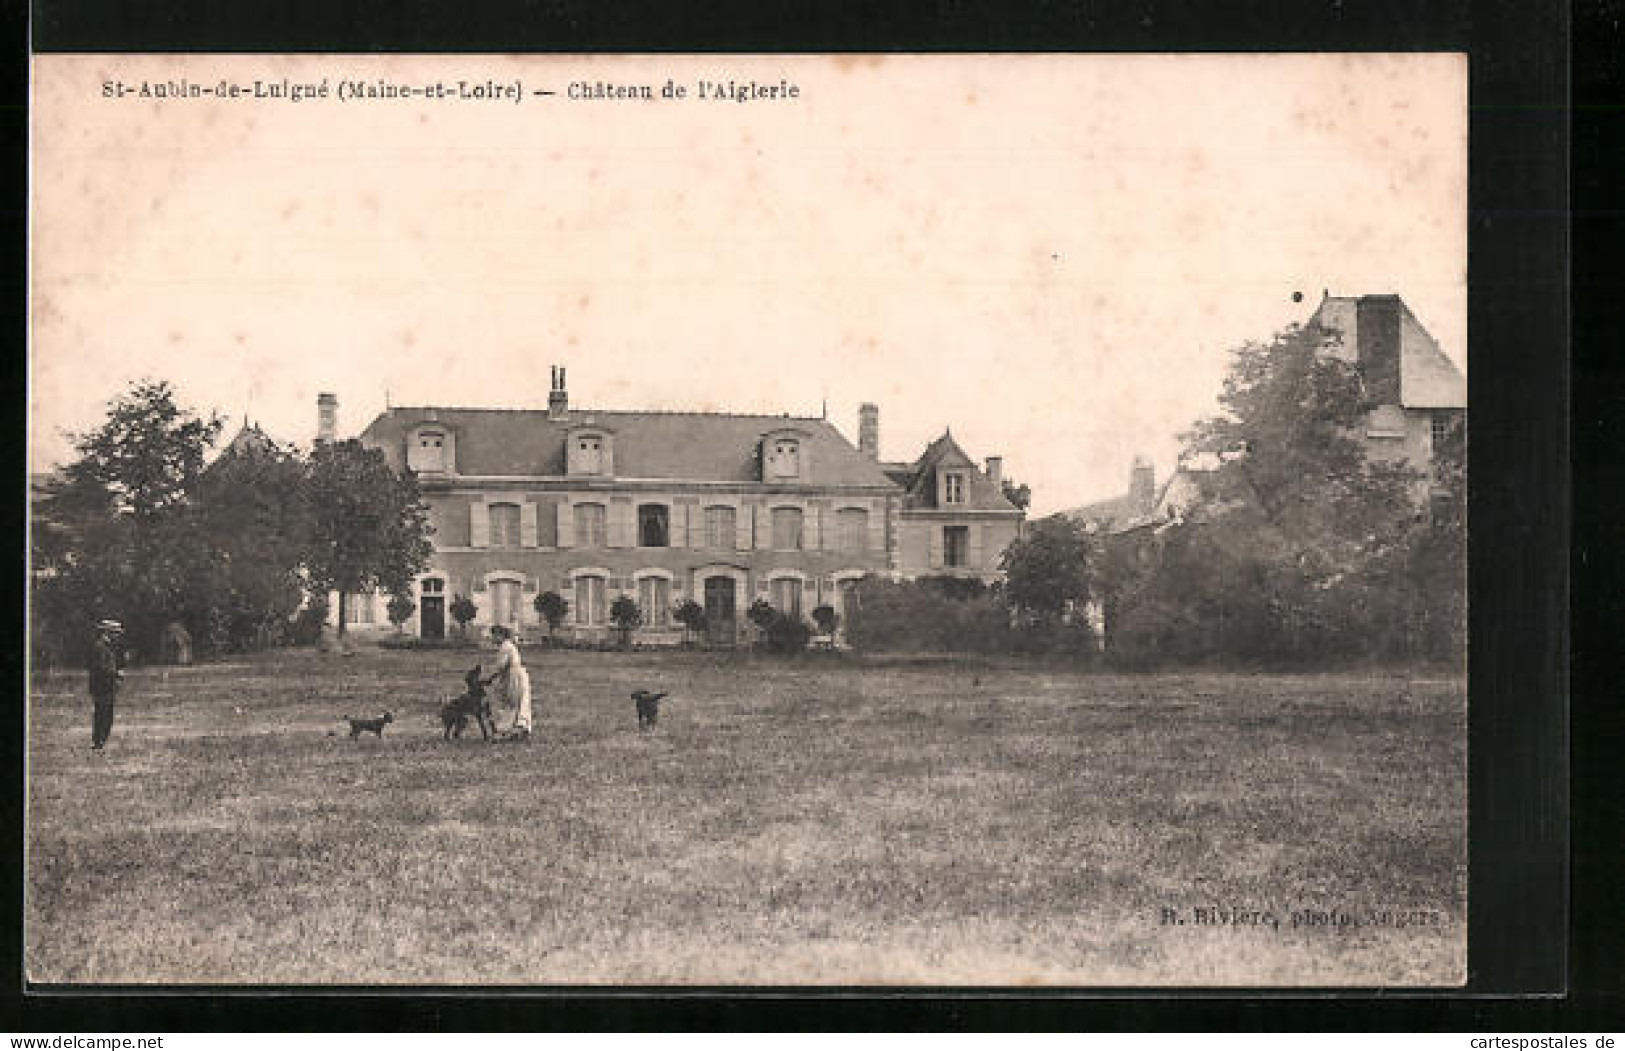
1060;292;1468;538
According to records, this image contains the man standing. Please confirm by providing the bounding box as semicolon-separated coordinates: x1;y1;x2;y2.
87;619;125;751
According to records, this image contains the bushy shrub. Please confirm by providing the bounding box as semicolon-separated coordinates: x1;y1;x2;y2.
533;591;569;638
673;599;707;644
811;604;839;636
918;575;990;602
449;594;478;637
386;593;416;634
844;577;1068;656
761;611;812;654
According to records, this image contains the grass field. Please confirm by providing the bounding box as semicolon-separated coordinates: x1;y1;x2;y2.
26;646;1466;986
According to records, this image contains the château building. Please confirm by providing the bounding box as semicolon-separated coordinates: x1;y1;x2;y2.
326;370;1023;643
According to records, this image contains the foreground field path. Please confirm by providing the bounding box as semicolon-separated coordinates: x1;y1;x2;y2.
26;647;1466;986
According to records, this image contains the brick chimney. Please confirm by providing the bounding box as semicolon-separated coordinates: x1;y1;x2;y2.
1130;455;1155;511
548;366;569;421
984;455;1004;488
316;392;338;445
1355;295;1403;404
858;402;879;460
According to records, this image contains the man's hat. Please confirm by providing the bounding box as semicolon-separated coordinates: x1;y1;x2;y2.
96;619;123;633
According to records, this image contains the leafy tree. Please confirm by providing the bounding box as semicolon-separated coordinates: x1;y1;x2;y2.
192;432;312;651
1001;478;1033;511
999;516;1096;624
609;595;642;647
304;439;434;637
673;598;707;645
450;594;478;638
1182;322;1422;576
533;591;569;640
1101;320;1455;667
386;593;416;635
32;380;224;659
811;604;839;637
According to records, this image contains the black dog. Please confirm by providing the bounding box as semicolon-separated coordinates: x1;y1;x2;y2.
346;711;393;738
440;665;495;740
631;690;670;730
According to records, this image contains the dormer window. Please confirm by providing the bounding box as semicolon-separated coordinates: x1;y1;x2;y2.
407;427;451;473
767;438;801;480
943;471;967;505
566;427;615;476
759;429;811;483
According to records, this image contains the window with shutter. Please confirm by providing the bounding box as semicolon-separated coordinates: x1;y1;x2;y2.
489;579;522;628
837;508;868;552
705;506;736;550
638;504;670;547
574;503;607;548
488;503;521;548
770;577;803;619
771;508;804;551
574;576;607;626
868;504;887;555
638;577;671;627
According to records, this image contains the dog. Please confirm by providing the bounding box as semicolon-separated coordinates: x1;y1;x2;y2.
345;711;393;738
440;665;496;740
631;690;670;730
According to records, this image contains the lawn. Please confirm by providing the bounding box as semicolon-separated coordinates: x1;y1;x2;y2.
25;645;1466;986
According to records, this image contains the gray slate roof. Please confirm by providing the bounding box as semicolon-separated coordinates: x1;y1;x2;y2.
359;407;899;488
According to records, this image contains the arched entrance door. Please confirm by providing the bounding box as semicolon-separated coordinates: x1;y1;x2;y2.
703;576;737;645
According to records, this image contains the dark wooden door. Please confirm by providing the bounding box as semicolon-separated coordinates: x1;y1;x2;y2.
421;596;445;640
703;577;736;645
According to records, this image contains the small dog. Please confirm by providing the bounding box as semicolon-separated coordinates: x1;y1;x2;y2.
440;665;495;740
345;711;393;738
631;690;670;730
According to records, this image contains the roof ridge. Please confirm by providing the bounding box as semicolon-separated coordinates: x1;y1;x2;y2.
387;404;829;422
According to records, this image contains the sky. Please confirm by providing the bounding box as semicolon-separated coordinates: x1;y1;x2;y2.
31;54;1466;515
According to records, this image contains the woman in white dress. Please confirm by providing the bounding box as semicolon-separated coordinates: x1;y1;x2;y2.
484;625;532;740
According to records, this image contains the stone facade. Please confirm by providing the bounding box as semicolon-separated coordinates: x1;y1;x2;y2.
328;374;1023;643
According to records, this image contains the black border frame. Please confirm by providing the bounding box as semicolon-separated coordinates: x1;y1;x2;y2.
12;0;1589;1031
